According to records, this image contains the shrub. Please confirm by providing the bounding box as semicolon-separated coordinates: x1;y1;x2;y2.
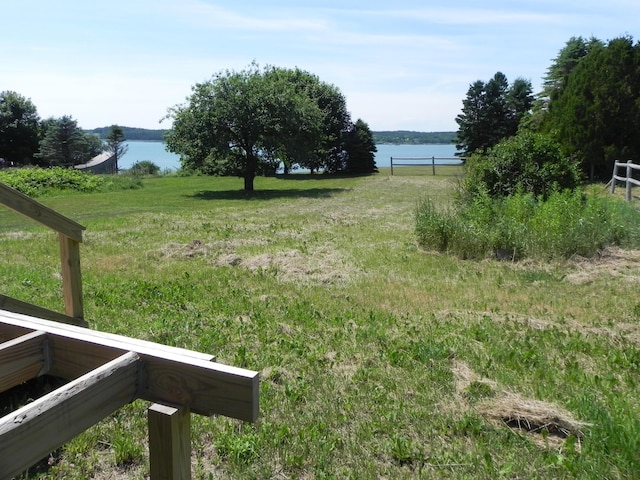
416;189;640;260
129;160;160;176
461;132;582;201
0;167;105;196
0;166;142;197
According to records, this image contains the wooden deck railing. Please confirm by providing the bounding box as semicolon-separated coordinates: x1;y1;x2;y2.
0;182;85;326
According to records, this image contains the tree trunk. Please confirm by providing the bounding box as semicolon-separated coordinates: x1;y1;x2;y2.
243;174;255;191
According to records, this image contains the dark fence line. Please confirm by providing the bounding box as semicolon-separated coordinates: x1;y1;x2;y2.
390;156;464;175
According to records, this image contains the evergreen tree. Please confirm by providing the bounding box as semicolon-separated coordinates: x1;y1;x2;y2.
455;72;533;155
547;36;640;180
106;125;128;173
37;116;100;167
343;119;378;174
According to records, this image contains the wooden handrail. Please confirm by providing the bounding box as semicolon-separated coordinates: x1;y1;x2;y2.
0;181;85;323
0;183;84;242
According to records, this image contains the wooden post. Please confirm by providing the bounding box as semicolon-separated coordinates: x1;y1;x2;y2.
610;160;618;194
390;157;394;176
626;161;633;202
432;156;436;176
149;403;191;480
59;233;84;320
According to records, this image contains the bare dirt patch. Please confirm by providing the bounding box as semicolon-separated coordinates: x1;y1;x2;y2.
216;245;359;285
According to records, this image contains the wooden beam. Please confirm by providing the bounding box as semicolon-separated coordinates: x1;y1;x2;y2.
0;310;259;421
149;403;191;480
0;182;85;242
58;233;84;320
0;352;140;478
0;294;87;327
0;331;50;394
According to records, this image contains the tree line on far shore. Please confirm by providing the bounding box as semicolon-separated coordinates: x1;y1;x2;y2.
87;127;456;145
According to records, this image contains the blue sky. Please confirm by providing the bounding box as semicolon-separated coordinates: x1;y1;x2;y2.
3;1;639;131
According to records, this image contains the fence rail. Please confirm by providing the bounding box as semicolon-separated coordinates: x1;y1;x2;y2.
390;156;464;175
610;160;640;201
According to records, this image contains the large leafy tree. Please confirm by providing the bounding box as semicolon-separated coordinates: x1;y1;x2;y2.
106;125;128;173
166;64;329;190
546;36;640;180
268;68;351;174
455;72;533;156
0;91;40;167
37;115;102;167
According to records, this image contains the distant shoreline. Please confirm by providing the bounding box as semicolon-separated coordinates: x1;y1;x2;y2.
87;127;457;145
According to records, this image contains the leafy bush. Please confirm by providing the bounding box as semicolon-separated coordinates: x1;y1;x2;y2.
129;160;160;176
416;189;640;260
0;167;105;197
0;167;142;197
461;132;582;201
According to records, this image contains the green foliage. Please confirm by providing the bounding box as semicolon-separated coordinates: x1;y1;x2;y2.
36;115;102;167
166;63;352;190
0;91;40;167
0;167;142;197
544;36;640;180
342;119;378;174
128;160;160;176
105;125;128;173
372;130;456;145
461;132;581;200
86;126;168;141
0;167;104;196
416;189;640;260
455;72;533;155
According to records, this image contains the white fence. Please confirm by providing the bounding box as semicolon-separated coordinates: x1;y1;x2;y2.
610;160;640;201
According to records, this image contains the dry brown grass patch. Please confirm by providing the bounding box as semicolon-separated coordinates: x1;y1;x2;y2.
477;391;590;448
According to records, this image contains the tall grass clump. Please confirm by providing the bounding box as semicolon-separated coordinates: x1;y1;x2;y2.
416;189;640;260
414;131;640;260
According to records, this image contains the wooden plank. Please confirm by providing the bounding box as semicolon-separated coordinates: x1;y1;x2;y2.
0;182;85;242
149;403;191;480
142;355;259;420
0;310;259;421
0;294;87;327
58;233;84;320
0;310;214;364
0;352;140;478
0;331;49;394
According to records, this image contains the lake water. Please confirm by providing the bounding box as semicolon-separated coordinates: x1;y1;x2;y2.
119;141;459;171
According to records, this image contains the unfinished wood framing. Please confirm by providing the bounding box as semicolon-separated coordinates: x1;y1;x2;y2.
0;181;86;324
1;181;260;478
0;309;260;477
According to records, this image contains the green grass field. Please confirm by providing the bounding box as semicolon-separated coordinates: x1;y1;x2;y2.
2;168;640;479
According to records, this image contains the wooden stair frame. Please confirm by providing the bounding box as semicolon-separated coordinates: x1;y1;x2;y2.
0;182;259;478
0;181;86;326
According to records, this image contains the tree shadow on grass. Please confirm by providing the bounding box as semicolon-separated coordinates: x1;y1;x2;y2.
188;187;350;201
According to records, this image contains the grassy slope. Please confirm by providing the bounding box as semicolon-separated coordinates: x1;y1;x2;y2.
1;168;639;479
